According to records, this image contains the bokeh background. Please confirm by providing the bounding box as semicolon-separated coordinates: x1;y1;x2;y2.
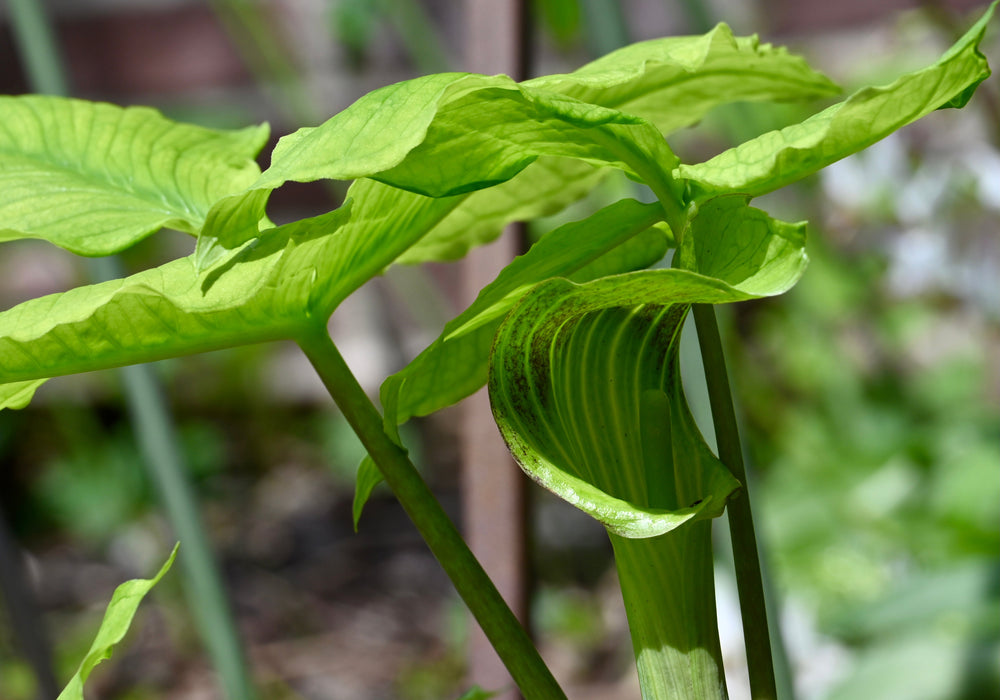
0;1;997;699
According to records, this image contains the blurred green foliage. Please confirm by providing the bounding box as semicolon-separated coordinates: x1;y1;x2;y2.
731;165;1000;696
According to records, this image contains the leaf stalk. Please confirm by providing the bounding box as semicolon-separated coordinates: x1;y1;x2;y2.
692;304;778;699
296;325;566;700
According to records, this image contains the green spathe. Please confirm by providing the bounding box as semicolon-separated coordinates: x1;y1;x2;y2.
487;277;738;696
488;275;745;537
484;190;812;694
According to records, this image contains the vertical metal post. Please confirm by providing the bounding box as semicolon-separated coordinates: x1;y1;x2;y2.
462;2;530;697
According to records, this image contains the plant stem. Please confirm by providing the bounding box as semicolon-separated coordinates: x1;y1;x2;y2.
296;325;566;700
6;0;69;96
611;523;728;699
692;304;778;700
579;0;630;57
379;0;452;72
0;505;60;699
207;0;319;125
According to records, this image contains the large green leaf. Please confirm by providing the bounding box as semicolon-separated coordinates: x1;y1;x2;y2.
526;21;840;135
677;2;995;198
57;545;177;700
0;96;268;255
257;73;682;205
0;180;459;392
252;20;829;275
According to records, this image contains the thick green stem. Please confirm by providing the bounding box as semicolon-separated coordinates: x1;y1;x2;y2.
611;522;728;699
692;304;778;700
296;325;566;700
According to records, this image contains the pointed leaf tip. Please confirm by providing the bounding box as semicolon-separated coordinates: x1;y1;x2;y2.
353;456;384;531
57;544;178;700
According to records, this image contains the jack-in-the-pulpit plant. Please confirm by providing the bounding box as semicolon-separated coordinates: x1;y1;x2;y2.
0;4;994;698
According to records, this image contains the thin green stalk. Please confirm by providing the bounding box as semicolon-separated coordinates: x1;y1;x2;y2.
296;324;566;700
0;505;59;700
118;363;256;699
692;304;778;700
5;4;257;695
378;0;452;73
673;0;715;33
6;0;68;96
207;0;319;125
579;0;630;57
